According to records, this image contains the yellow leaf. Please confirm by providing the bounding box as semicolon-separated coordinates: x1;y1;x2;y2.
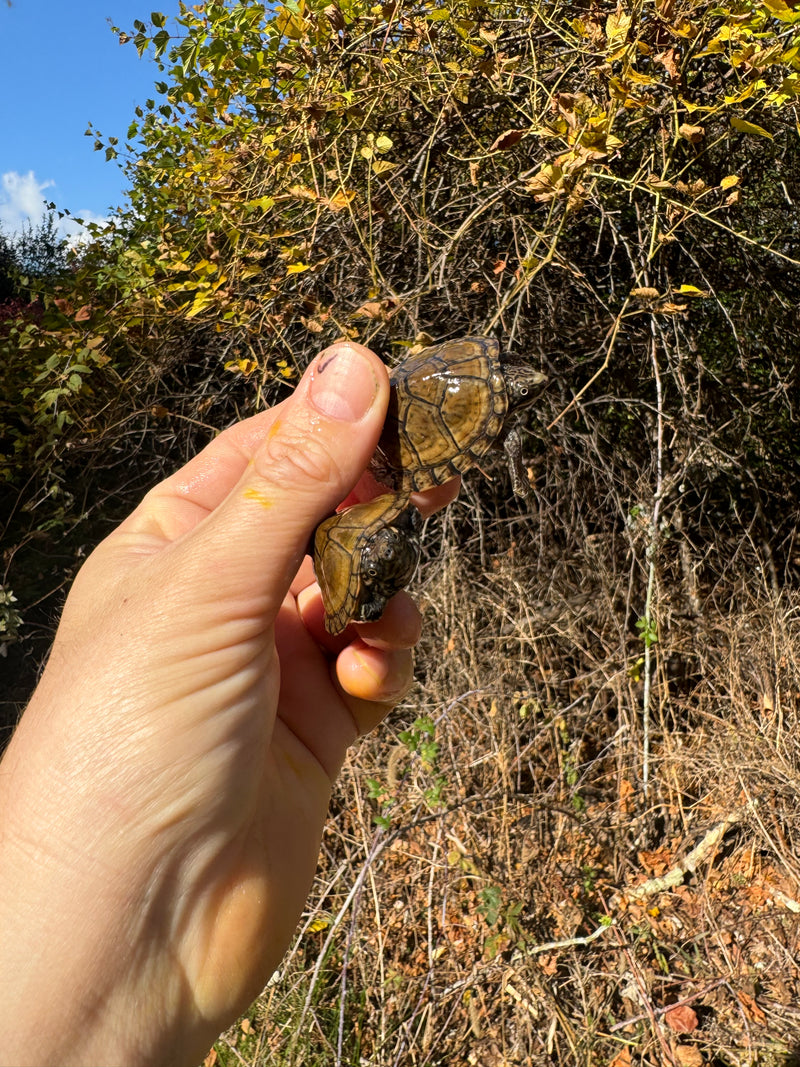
224;358;259;375
275;5;310;39
185;290;216;319
245;196;275;213
325;189;356;211
724;84;757;104
606;6;632;45
288;184;317;201
371;159;397;174
374;134;393;153
696;38;724;56
731;116;773;139
426;7;450;19
676;284;709;297
762;0;800;21
286;262;312;274
720;174;740;190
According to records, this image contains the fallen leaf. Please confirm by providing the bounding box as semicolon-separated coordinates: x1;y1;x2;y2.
638;848;672;874
74;304;93;322
737;990;767;1024
675;1046;704;1067
353;300;390;321
610;1048;632;1067
720;174;740;190
490;128;526;151
679;123;705;143
665;1003;699;1034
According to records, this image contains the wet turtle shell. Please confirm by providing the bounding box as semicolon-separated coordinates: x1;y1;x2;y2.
370;336;548;497
313;493;422;636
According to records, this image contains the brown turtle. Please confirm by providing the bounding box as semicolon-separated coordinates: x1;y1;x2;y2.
370;336;548;498
313;493;422;635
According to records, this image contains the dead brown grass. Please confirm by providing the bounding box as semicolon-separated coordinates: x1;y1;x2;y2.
209;490;800;1066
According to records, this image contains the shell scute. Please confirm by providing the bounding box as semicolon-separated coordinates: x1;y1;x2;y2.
370;335;546;493
313;493;421;635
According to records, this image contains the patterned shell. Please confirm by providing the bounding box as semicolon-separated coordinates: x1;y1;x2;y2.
370;336;547;492
313;493;422;635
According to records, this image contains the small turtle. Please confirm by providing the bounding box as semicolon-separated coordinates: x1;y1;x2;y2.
370;336;548;498
313;493;422;635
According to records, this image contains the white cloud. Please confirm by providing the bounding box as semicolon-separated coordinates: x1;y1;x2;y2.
0;170;54;232
0;170;110;244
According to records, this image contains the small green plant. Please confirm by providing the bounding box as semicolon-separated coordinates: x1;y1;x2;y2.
398;715;438;769
0;587;22;649
365;776;393;830
635;615;659;649
477;885;526;958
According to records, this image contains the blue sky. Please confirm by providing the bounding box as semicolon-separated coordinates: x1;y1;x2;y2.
0;0;164;236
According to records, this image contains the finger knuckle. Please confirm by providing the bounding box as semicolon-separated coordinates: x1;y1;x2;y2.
255;422;345;493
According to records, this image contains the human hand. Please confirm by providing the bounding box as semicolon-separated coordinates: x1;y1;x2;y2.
0;342;457;1067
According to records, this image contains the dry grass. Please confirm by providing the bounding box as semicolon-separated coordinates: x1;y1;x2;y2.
208;484;800;1067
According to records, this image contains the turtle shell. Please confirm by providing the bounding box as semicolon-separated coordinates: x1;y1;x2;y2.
370;336;547;492
313;493;422;635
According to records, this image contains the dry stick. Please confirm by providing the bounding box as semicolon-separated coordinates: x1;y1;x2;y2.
593;171;800;268
642;334;664;798
626;801;757;901
609;978;726;1033
523;919;616;955
610;922;681;1067
546;297;631;432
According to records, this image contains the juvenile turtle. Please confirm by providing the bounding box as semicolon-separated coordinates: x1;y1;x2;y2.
370;336;548;498
313;493;422;635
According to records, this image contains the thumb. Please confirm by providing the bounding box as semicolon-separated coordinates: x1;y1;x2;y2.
189;342;389;613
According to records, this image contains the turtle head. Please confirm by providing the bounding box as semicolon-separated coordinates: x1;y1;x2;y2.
505;364;548;411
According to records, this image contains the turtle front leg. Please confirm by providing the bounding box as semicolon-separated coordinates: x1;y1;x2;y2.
503;427;533;500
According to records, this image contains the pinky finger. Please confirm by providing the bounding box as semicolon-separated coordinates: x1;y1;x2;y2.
335;642;415;734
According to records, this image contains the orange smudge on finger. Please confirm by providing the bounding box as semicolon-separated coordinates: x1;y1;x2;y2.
267;418;281;439
243;487;273;508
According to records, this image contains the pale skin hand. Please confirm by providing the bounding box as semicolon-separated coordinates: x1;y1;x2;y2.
0;342;458;1067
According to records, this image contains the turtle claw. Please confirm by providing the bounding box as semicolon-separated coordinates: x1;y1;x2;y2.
503;428;533;500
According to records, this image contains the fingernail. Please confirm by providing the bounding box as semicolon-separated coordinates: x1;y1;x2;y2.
309;345;379;421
